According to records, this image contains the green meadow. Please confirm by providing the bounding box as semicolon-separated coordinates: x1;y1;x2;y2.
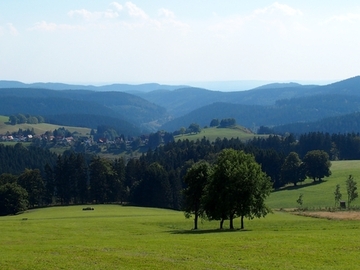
0;115;91;136
267;160;360;209
1;161;360;269
1;204;360;270
174;126;266;142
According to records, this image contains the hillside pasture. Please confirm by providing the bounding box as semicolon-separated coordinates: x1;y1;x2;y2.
267;160;360;209
0;115;91;136
174;126;265;142
1;205;360;269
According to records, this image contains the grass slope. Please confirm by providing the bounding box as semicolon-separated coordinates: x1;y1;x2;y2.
2;205;360;269
174;126;265;142
0;115;91;136
267;160;360;209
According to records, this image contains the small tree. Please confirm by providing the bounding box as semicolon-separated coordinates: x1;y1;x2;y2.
334;184;342;207
210;119;219;127
296;193;303;209
346;175;358;208
183;161;211;229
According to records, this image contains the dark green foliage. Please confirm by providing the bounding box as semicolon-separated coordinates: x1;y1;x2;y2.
281;152;306;186
183;161;211;229
334;184;342;207
148;132;163;149
17;169;45;207
203;149;272;229
0;173;17;185
89;157;115;203
0;143;57;176
296;194;303;208
132;162;172;208
0;183;28;215
219;118;236;128
188;123;201;134
346;175;358;208
303;150;332;181
210;119;219;127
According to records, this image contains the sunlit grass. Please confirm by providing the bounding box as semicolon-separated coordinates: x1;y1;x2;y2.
267;160;360;209
1;204;360;269
174;126;267;142
0;115;91;136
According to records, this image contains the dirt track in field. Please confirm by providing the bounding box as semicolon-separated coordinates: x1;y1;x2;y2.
295;211;360;220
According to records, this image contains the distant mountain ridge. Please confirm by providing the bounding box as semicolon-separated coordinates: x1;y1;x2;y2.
1;76;360;135
0;80;187;93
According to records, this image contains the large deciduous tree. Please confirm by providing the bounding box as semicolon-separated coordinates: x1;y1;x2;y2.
203;149;272;230
281;152;306;186
302;150;331;182
0;183;28;215
183;161;211;229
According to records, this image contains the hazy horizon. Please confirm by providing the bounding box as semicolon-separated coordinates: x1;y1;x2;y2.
1;1;359;84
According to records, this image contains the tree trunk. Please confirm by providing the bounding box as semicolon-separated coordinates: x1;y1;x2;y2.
229;213;234;229
220;218;224;229
240;215;244;229
194;213;198;230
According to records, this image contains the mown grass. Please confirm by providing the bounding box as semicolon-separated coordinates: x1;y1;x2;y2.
0;115;91;136
267;160;360;209
1;205;360;270
1;156;360;269
174;126;266;142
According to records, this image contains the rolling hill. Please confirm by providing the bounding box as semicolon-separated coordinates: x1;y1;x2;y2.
1;76;360;135
0;88;167;134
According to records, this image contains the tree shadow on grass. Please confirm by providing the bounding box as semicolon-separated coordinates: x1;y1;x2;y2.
169;228;251;235
272;180;327;193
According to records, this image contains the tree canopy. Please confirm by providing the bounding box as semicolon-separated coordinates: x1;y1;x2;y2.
303;150;332;181
185;149;272;230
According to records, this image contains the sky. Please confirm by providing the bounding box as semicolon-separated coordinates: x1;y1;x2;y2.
1;1;359;88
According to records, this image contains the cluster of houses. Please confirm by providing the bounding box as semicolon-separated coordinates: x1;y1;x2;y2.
1;134;34;142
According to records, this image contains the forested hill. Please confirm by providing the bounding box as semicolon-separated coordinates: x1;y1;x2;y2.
0;81;186;93
161;93;360;132
135;85;317;117
2;76;360;135
272;112;360;135
136;76;360;118
0;88;167;134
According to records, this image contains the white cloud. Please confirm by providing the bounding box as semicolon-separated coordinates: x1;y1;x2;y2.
68;8;119;21
30;21;81;31
158;8;175;19
324;13;360;24
209;2;304;38
110;2;123;11
7;23;18;36
125;2;148;20
253;2;303;16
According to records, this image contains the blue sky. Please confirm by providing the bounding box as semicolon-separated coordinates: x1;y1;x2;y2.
1;1;359;86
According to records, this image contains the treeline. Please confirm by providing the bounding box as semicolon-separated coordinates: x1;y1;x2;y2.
8;114;45;125
1;131;359;215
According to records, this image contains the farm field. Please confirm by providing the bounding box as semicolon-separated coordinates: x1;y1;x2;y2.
267;160;360;209
1;204;360;270
0;115;91;137
174;126;265;142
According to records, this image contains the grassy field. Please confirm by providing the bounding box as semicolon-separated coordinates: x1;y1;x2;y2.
1;204;360;269
0;115;91;136
1;149;360;269
174;126;266;142
267;160;360;209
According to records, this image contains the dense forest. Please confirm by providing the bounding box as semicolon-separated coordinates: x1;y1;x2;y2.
1;131;359;215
